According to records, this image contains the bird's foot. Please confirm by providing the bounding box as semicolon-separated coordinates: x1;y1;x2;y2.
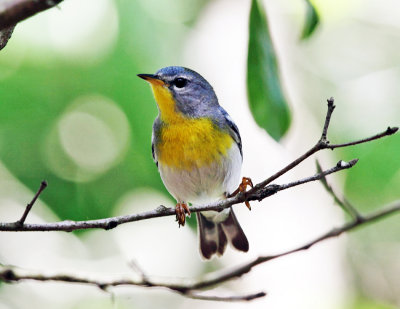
229;177;254;210
175;202;191;227
239;177;253;193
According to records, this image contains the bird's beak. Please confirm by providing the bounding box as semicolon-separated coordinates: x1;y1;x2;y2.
137;74;165;86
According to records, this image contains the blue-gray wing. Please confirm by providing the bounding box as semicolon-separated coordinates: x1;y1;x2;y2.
151;138;158;167
152;117;161;167
220;108;242;158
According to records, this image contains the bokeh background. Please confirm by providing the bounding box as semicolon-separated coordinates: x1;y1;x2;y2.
0;0;399;308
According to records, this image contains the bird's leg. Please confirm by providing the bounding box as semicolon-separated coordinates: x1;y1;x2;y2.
229;177;254;210
175;202;191;227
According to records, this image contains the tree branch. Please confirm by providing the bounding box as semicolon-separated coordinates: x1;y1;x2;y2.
1;200;399;300
16;180;47;226
326;126;398;149
0;97;399;302
316;160;363;221
0;265;266;302
247;98;397;193
0;25;15;50
0;98;397;232
185;291;267;302
0;0;63;31
0;159;358;232
184;200;400;290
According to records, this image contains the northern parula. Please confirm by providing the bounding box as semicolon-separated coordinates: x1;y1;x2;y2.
138;66;249;259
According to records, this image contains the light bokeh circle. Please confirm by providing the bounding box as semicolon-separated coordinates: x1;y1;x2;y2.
44;94;130;182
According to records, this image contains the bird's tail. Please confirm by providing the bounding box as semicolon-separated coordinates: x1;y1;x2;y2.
197;209;249;260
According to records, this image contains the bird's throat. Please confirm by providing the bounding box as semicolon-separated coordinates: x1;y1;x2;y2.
150;84;183;123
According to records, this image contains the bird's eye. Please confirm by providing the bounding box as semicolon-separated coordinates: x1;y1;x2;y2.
173;78;188;88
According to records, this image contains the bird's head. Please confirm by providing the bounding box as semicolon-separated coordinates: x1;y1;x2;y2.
138;66;219;121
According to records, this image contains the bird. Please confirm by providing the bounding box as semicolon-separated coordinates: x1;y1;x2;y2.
138;66;250;259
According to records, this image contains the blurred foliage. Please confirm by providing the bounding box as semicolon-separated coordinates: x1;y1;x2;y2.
339;133;400;307
72;298;128;309
0;0;295;225
0;1;199;222
350;299;398;309
341;134;400;212
0;0;399;308
301;0;320;40
247;0;291;141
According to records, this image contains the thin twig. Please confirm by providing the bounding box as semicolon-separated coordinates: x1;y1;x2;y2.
316;160;363;221
128;260;148;283
327;126;398;149
320;97;335;141
247;98;335;193
273;159;358;192
179;291;266;302
1;201;399;298
16;180;47;226
0;160;358;232
247;99;397;193
250;159;359;202
0;0;63;30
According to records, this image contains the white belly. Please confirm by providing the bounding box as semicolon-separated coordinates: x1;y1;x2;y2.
158;143;242;205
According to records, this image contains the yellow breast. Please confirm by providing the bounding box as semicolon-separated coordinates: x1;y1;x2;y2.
157;118;233;170
149;82;233;170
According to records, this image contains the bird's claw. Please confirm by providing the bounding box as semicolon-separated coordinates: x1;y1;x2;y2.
237;177;253;210
175;203;191;227
239;177;253;192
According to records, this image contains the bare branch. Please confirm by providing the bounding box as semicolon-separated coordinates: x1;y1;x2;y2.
0;98;398;302
16;180;47;226
0;25;15;50
316;160;363;221
186;200;400;290
320;96;335;141
1;201;399;299
327;126;398;149
128;260;148;283
248;99;397;193
0;159;358;232
249;159;359;202
0;98;397;232
171;291;267;302
0;266;266;302
0;0;63;30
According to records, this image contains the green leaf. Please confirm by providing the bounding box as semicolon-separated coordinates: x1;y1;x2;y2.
247;0;291;141
301;0;320;40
